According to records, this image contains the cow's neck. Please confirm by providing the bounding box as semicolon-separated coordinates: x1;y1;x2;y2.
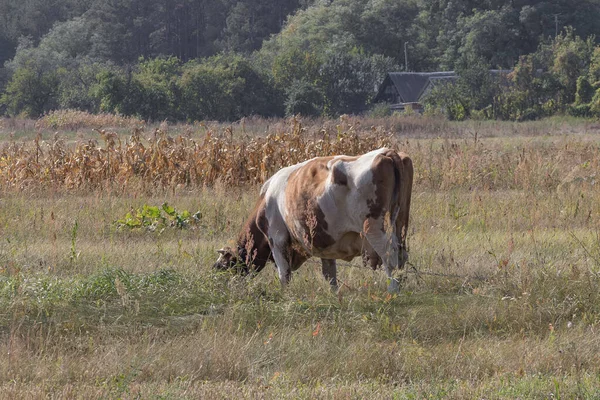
236;235;270;272
236;198;271;273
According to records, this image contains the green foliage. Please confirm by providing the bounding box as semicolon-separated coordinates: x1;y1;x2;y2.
220;0;304;54
270;48;322;91
568;103;592;118
92;58;185;121
455;54;499;112
5;1;600;120
422;83;469;121
589;88;600;116
179;54;281;121
0;61;60;117
91;69;143;117
266;38;397;117
115;203;200;231
551;28;595;104
575;75;595;105
589;47;600;85
319;49;397;116
284;79;323;117
133;57;182;121
57;62;106;112
456;7;520;69
367;102;392;118
435;27;600;122
1;27;106;116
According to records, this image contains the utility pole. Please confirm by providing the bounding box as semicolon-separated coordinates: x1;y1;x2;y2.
404;42;409;72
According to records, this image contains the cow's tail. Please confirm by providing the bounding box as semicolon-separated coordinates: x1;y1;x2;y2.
385;149;413;269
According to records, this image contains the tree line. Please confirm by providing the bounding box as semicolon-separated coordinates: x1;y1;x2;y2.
1;0;600;121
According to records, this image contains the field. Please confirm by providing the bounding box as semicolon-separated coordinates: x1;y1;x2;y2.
1;114;600;399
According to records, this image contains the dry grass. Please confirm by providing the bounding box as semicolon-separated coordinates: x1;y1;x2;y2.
0;115;600;398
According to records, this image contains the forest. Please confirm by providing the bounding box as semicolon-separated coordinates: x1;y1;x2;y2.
1;0;600;121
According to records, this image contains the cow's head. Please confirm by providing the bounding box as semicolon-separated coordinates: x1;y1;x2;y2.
213;246;250;275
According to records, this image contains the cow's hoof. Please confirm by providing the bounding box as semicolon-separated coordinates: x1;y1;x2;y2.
387;278;401;293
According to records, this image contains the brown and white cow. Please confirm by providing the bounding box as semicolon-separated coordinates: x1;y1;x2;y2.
214;148;413;292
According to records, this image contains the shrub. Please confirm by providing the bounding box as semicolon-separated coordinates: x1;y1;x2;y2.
367;102;392;118
575;75;595;105
284;79;323;117
567;103;592;118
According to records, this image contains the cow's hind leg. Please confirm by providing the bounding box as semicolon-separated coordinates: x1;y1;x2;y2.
321;259;338;291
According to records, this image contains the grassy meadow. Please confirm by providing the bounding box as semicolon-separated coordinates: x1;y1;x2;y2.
0;114;600;398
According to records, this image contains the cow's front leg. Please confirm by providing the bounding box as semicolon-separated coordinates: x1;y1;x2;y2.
321;258;338;291
364;219;401;293
270;244;292;286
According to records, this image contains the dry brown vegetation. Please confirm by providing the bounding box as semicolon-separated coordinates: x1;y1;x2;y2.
0;114;600;398
1;115;599;193
35;109;144;131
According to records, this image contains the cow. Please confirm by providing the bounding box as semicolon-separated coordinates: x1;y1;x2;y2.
213;147;413;292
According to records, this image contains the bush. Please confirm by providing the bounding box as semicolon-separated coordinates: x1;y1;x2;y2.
589;88;600;116
575;75;595;105
284;79;323;117
133;57;182;121
567;103;592;118
517;108;540;121
368;102;391;118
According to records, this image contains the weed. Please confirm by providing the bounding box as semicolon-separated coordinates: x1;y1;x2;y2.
115;203;200;231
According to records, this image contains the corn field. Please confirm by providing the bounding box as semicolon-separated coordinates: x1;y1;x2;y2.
0;116;598;192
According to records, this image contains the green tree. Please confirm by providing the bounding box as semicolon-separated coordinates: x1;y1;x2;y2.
319;49;397;116
455;54;498;113
1;61;59;117
284;79;323;117
551;27;595;104
179;54;280;121
57;62;106;112
457;7;520;69
589;47;600;86
91;68;143;117
133;57;182;121
220;0;303;53
269;47;321;92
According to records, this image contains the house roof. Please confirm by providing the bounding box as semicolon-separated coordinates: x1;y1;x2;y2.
374;70;511;104
387;71;456;103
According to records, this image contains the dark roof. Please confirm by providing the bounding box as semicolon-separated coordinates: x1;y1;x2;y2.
427;75;459;86
385;71;455;103
374;70;511;104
